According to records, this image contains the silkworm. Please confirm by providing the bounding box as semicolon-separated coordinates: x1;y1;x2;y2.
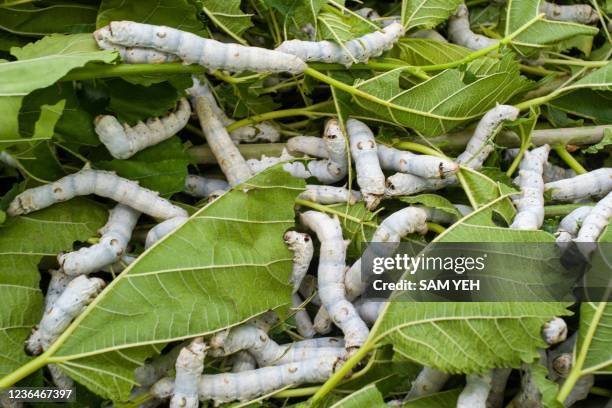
486;368;512;408
98;21;307;74
457;371;493;408
170;337;206;408
298;275;321;307
404;367;450;400
297;185;362;205
377;144;459;179
287;136;328;158
542;317;568;345
145;216;189;249
300;211;369;350
354;299;384;326
347;119;385;209
556;206;593;248
0;151;18;168
302;119;349;184
283;231;314;292
184;175;229;198
7;168;188;220
506;148;575;182
151;356;340;404
246;149;296;175
95;98;191;159
418;206;458;225
448;4;499;50
282;161;314;179
539;1;598;24
276;23;405;67
58;204;140;275
292;293;315;338
574;191;611;256
94;26;180;63
229;351;256;372
44;270;73;314
545;168;612;201
191;95;252;186
510;145;551;230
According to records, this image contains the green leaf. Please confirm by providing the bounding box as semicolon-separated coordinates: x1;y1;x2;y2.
401;0;463;31
43;166;304;401
0;34;116;144
9;141;65;182
264;0;327;39
326;383;387;408
550;90;612;125
31;100;65;140
403;389;461;407
200;0;253;43
0;199;107;377
563;63;612;92
581;128;612;154
353;53;528;137
0;3;97;36
328;202;378;260
399;194;461;217
317;9;373;42
528;363;563;408
391;38;472;66
458;168;516;224
576;301;612;374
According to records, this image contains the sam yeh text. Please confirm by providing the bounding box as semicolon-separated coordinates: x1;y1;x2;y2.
373;279;480;291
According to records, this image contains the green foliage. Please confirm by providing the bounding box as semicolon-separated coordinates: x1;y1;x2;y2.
399;193;461;217
199;0;254;42
391;38;472;66
264;0;327;39
401;0;463;31
0;3;97;36
403;389;461;407
550;90;612;126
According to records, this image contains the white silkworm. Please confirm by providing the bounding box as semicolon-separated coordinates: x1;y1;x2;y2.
145;216;189;249
192;95;252;187
98;21;307;74
550;353;572;379
510;145;551;230
347;119;385;210
184;175;229;198
48;365;74;390
555;206;592;246
7;168;188;219
300;211;369;350
282;161;314;179
287;136;328;158
230;351;257;372
299;275;322;307
574;191;612;257
539;1;598;24
246;149;295;175
506;148;575;183
95;98;191;160
151;356;340;404
276;23;405;67
418;206;458;225
293;293;315;338
0;151;18;168
170;337;206;408
384;172;436;196
284;231;314;292
457;371;493;408
94;26;180;63
44;270;73;314
542;317;568;345
26;276;105;355
377;145;459;179
404;367;450;400
545;168;612;201
135;343;185;388
486;368;512;408
448;4;499;50
58;204;140;275
302;119;349;184
313;307;333;335
298;185;362;205
354;299;384;326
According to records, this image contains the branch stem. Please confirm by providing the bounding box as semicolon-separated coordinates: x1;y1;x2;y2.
553;145;587;174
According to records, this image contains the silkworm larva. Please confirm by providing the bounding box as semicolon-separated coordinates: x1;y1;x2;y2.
145;216;189;249
276;23;405;67
282;162;314;179
306;119;349;184
48;365;74;390
7;168;188;219
300;211;369;350
95;98;191;160
384;172;437;197
542;317;568;346
354;299;384;326
556;206;592;251
486;368;512;408
246;149;296;175
457;371;493;408
377;144;459;179
313;306;333;335
506;148;575;182
292;293;315;338
0;151;18;168
418;206;458;225
539;1;598;24
347;119;385;209
298;275;321;307
170;337;206;408
574;191;612;257
184;175;229;198
192;95;252;187
287;136;328;158
510;145;551;230
404;367;450;400
448;4;499;50
58;204;140;275
99;21;307;74
151;356;340;404
284;231;314;292
94;27;180;63
545;168;612;202
44;270;73;314
297;185;362;205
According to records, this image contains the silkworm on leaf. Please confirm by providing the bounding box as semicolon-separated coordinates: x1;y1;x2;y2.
292;293;315;338
58;204;140;275
94;27;180;63
457;371;493;408
95;98;191;160
300;210;369;350
303;119;349;184
377;144;459;179
26;275;105;355
298;185;362;205
151;356;340;404
574;191;612;257
347;119;385;210
99;21;307;74
544;168;612;202
510;145;550;230
404;367;450;400
539;1;598;24
145;216;189;249
184;175;229;198
384;172;436;197
276;23;405;67
170;337;206;408
192;95;252;187
448;4;499;50
7;168;188;220
284;231;314;292
287;136;328;158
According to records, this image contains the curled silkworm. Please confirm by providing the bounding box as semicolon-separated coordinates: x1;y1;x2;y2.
448;4;499;50
354;299;384;326
58;204;140;275
96;21;307;74
300;211;369;350
457;371;493;408
542;317;568;345
298;185;362;205
184;175;230;198
95;98;191;160
404;367;450;400
555;206;592;246
276;23;405;67
574;191;612;257
292;293;315;338
7;168;188;220
170;337;206;408
377;144;459;179
347;119;385;209
539;1;598;24
511;145;551;230
545;168;612;202
287;136;328;158
145;216;189;249
284;231;314;292
300;119;349;184
94;26;180;63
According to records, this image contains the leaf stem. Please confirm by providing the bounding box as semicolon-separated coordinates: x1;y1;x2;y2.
541;58;608;68
62;63;205;81
295;199;377;227
553;145;587;174
392;141;445;158
426;222;445;234
273;385;321;398
0;351;51;388
544;203;593;217
225;101;333;132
